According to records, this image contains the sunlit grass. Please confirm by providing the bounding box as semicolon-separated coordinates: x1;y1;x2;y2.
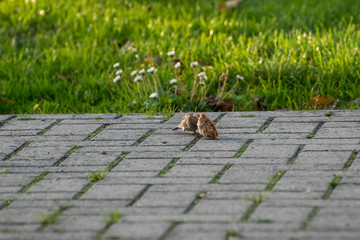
0;0;359;113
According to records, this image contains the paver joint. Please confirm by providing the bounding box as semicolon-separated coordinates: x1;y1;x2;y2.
0;111;360;240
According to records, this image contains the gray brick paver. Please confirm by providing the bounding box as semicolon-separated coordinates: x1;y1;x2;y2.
1;111;360;240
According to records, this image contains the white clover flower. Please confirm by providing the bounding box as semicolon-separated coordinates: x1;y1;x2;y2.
149;92;158;99
167;51;175;56
236;75;244;80
115;69;123;75
174;62;181;69
113;62;120;68
199;81;205;85
113;75;121;83
169;79;177;84
198;72;208;81
190;61;198;68
198;72;206;77
147;67;156;73
133;99;137;104
138;68;145;74
133;75;142;82
131;70;138;76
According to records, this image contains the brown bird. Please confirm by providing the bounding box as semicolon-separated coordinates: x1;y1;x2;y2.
172;113;200;135
197;113;218;139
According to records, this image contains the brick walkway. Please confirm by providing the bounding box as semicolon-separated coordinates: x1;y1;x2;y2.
0;111;360;240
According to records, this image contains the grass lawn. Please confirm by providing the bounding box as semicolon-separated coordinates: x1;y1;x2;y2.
1;0;359;114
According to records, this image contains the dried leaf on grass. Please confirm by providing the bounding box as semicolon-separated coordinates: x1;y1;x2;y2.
219;0;244;11
0;97;16;105
143;56;163;66
58;74;73;84
309;95;334;108
206;95;234;112
116;39;133;49
254;97;268;111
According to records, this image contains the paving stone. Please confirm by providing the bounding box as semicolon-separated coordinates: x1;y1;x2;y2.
10;146;72;161
0;130;40;136
134;191;195;207
18;192;76;200
273;175;333;192
215;116;267;128
315;127;360;138
294;151;352;165
91;129;149;141
0;115;14;122
28;178;88;192
0;223;41;232
264;122;319;133
0;207;53;224
330;184;360;200
206;191;264;200
0;174;37;187
167;231;226;240
44;123;102;136
46;215;106;232
302;144;360;151
250;206;312;223
190;199;252;215
0;141;27;158
189;138;248;151
219;167;279;184
0;119;56;130
0;232;95;240
1;135;89;142
80;184;145;200
59;152;120;166
64;200;129;212
165;165;223;177
125;151;238;159
138;133;196;146
122;214;240;223
309;207;360;231
113;158;172;171
100;176;211;185
103;222;170;239
240;144;299;158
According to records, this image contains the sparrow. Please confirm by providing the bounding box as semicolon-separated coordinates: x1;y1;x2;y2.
172;113;200;135
197;113;218;139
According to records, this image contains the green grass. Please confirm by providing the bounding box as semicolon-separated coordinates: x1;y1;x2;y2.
325;111;335;117
37;205;72;228
103;208;124;225
301;206;320;230
226;230;242;239
210;163;233;184
234;139;253;158
1;0;360;113
340;150;359;171
87;169;108;182
19;171;50;193
0;168;10;174
245;192;269;203
306;132;314;139
157;158;180;177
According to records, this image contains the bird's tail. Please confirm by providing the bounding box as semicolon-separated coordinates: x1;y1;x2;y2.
172;126;180;131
